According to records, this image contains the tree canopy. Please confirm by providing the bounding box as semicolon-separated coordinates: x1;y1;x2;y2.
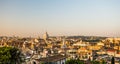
65;59;84;64
0;47;24;64
65;59;106;64
111;56;115;64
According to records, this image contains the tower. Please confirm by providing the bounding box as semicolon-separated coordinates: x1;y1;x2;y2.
61;37;67;49
61;36;67;56
43;32;49;40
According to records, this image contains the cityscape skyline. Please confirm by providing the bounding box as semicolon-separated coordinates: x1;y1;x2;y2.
0;0;120;37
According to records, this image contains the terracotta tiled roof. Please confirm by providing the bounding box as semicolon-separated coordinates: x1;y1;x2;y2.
107;49;116;52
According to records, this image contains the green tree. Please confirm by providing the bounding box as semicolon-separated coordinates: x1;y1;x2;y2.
102;59;106;64
111;56;115;64
91;61;100;64
91;60;106;64
0;47;25;64
65;59;84;64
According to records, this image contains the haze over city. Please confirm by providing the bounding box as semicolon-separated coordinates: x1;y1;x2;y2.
0;0;120;37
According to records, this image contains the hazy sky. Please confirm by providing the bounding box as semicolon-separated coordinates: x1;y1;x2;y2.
0;0;120;37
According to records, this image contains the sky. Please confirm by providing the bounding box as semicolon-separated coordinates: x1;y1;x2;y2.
0;0;120;37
